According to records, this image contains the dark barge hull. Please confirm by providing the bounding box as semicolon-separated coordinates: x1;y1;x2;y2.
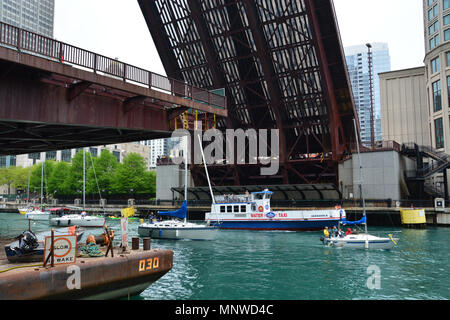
0;249;173;300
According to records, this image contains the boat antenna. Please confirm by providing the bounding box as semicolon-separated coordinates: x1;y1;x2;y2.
353;118;368;235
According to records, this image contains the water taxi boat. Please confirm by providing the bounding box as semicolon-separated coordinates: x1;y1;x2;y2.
205;190;345;231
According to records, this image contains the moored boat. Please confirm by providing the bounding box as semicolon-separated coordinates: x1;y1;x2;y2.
4;227;85;263
25;208;51;221
138;201;218;240
49;207;105;228
0;247;173;300
18;206;33;215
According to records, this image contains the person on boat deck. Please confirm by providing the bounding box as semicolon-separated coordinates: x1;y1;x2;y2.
352;228;359;234
338;228;344;237
346;228;352;236
323;227;330;238
331;226;338;237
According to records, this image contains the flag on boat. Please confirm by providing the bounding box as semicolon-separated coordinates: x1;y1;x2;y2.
121;206;135;218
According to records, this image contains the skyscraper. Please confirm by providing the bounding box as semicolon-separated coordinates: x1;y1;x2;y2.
345;43;391;147
0;0;55;37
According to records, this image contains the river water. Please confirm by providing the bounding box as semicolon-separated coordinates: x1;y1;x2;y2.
1;212;449;300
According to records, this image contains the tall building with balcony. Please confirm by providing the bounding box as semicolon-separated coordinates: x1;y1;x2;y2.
0;0;54;37
345;43;391;147
424;0;450;153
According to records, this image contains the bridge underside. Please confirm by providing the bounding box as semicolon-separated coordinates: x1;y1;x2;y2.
0;57;170;156
0;29;226;156
139;0;358;186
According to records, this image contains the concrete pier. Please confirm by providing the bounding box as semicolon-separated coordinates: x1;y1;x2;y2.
2;201;450;227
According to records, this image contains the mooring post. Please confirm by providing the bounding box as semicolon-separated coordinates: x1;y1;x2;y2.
51;228;54;267
105;226;114;258
43;228;55;268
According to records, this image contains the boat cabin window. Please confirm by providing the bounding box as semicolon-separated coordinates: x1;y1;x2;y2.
251;204;256;211
241;205;246;213
254;193;264;200
227;206;232;213
234;205;239;213
220;206;225;213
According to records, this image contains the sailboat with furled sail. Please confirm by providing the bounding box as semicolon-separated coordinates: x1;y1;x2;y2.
49;149;105;227
25;161;51;221
138;135;218;240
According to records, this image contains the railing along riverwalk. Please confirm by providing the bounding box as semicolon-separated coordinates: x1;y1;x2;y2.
0;21;226;109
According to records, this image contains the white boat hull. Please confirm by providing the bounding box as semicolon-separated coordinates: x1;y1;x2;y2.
138;221;218;240
25;211;50;220
323;234;398;250
50;215;105;227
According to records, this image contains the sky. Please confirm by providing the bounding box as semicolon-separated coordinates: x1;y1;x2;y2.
54;0;426;75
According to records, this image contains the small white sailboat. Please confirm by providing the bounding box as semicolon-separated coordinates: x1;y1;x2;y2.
138;135;218;240
50;211;105;227
138;200;218;240
49;150;105;228
321;119;399;250
321;216;399;250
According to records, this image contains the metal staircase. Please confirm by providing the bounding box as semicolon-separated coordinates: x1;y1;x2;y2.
401;143;449;199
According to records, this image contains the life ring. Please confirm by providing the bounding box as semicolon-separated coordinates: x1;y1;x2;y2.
258;206;264;212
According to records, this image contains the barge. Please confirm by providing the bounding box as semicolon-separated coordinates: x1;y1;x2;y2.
0;246;173;300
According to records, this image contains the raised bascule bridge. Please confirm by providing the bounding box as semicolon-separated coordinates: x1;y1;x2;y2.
138;0;359;193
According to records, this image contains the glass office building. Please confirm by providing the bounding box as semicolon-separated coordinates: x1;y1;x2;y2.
345;43;391;147
0;0;55;37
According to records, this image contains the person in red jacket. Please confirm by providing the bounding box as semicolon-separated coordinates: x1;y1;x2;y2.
346;228;353;236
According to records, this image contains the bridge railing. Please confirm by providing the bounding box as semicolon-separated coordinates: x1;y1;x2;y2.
0;21;226;109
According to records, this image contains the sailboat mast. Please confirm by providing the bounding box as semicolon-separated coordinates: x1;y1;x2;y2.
184;135;188;224
83;149;86;210
353;118;368;235
27;166;30;205
197;135;215;205
40;160;43;210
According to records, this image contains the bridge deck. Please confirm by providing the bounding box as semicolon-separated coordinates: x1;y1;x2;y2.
0;21;227;156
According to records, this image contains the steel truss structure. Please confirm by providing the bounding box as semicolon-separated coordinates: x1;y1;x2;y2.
139;0;358;186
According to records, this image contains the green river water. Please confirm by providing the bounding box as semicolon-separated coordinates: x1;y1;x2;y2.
1;212;449;300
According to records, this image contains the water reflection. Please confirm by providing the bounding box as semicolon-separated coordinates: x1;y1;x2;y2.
1;213;449;300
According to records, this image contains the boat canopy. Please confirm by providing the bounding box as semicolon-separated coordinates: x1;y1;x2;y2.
158;201;187;219
50;207;70;212
251;190;273;195
341;216;366;225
